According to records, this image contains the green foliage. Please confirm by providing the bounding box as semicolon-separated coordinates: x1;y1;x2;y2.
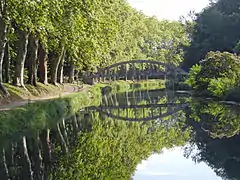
208;78;236;97
185;64;202;90
186;51;240;98
200;52;240;79
0;83;191;179
234;40;240;54
110;80;165;93
182;0;240;101
0;85;101;138
188;98;240;139
54;111;190;179
186;98;240;180
183;0;240;69
0;0;189;92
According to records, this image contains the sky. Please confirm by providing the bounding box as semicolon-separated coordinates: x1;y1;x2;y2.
127;0;210;20
133;147;222;180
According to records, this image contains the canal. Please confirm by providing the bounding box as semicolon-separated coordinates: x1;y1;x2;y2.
0;84;239;180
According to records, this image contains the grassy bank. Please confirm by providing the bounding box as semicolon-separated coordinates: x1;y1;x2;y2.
0;80;164;103
0;80;165;136
0;83;83;104
0;85;102;138
0;80;165;110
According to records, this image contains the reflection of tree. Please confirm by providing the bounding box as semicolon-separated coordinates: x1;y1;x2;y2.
188;99;240;138
185;99;240;180
105;88;186;107
54;111;190;179
0;107;190;180
100;88;189;122
0;86;192;180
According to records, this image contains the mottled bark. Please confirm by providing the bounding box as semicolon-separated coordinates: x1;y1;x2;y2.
0;18;8;96
57;49;66;84
3;42;10;83
39;43;48;84
13;29;29;87
27;34;39;86
50;47;64;85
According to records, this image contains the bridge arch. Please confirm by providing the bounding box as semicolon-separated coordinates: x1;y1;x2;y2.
83;60;187;84
87;103;188;122
93;60;172;82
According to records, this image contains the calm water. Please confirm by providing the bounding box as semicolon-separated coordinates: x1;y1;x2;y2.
0;85;240;180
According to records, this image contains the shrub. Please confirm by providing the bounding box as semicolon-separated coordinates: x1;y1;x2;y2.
185;64;202;90
186;51;240;98
208;77;237;97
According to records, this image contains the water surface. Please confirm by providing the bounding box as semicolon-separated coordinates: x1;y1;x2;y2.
0;86;240;180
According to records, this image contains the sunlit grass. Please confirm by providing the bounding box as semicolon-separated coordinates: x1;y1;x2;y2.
0;85;102;138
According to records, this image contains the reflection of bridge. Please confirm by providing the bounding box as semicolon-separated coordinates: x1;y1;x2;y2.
83;60;186;84
87;103;188;121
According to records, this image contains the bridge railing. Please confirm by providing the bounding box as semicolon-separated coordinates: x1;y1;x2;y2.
82;60;187;84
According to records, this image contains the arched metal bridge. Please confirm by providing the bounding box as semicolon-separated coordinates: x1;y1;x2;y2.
83;60;187;84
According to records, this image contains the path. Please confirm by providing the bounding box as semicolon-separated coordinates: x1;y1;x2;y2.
0;84;89;111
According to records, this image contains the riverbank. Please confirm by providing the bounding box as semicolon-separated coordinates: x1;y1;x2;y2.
0;80;165;110
0;83;86;110
0;85;102;135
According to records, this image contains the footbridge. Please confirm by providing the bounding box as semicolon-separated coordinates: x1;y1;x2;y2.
83;60;187;84
87;103;188;121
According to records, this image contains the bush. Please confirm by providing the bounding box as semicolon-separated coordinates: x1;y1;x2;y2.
185;64;202;90
208;77;237;97
186;51;240;98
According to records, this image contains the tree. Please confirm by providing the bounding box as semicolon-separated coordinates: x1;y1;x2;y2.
0;0;189;92
186;51;240;97
185;98;240;179
183;0;240;69
0;0;9;95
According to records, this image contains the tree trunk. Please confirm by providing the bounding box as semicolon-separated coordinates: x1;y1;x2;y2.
27;34;39;86
13;29;29;87
57;49;66;84
60;118;69;146
22;136;33;180
50;47;64;85
1;148;10;180
56;123;68;154
0;18;8;96
32;133;43;179
76;113;82;129
3;42;10;83
40;129;51;166
39;43;48;84
72;114;79;134
68;62;75;83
